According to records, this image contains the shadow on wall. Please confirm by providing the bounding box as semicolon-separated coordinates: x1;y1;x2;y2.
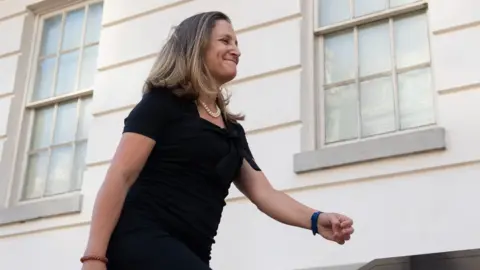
300;248;480;270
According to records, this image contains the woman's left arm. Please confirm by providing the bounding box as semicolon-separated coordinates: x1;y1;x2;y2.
234;160;354;244
234;159;315;229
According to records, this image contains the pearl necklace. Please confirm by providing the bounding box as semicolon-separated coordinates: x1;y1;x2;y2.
199;100;221;118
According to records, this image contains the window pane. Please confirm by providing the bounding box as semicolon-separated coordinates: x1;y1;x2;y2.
78;45;99;89
40;15;62;56
325;84;358;143
53;100;78;145
77;98;93;140
318;0;350;27
54;50;79;96
61;8;85;51
85;3;104;44
31;107;54;150
32;57;56;101
358;21;391;77
71;141;88;190
394;13;430;69
398;68;434;129
22;151;49;200
360;76;395;136
325;30;355;84
390;0;419;8
45;145;74;196
355;0;387;17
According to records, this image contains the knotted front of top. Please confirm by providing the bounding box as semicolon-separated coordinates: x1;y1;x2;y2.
213;122;260;192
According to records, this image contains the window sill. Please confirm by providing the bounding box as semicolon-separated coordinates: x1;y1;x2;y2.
294;127;446;173
0;193;83;225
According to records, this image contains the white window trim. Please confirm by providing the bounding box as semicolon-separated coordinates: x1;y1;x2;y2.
0;0;101;225
294;0;446;173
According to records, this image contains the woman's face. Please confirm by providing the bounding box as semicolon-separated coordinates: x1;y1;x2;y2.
204;20;240;86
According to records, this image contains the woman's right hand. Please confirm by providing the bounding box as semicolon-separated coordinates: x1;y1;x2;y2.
81;261;107;270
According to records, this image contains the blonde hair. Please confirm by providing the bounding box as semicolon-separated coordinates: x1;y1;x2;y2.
143;11;243;122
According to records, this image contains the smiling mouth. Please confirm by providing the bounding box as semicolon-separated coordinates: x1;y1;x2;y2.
226;59;238;65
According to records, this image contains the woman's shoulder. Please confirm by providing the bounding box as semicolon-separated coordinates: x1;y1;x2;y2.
143;86;176;100
125;87;181;122
142;86;189;110
229;120;246;135
123;87;186;138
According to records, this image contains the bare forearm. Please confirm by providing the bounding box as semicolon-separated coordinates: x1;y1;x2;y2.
84;172;132;256
255;190;317;230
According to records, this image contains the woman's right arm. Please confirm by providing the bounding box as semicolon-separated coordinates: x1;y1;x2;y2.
81;132;156;269
80;90;172;269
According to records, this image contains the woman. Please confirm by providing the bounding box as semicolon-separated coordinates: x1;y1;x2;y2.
81;11;354;270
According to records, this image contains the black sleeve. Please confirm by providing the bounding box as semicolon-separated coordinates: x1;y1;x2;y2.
123;90;174;141
237;123;261;171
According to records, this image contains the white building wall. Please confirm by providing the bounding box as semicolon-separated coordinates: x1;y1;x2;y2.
0;0;479;269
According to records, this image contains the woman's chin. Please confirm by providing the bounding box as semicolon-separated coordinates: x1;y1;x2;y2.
217;71;237;85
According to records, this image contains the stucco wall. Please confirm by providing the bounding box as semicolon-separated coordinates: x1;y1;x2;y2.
0;0;479;269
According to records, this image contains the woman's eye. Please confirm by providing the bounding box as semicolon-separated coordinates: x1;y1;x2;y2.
221;39;229;44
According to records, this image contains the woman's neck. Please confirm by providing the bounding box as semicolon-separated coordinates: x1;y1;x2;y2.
198;93;217;108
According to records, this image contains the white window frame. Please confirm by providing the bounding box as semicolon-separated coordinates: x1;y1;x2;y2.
294;0;446;173
0;0;102;225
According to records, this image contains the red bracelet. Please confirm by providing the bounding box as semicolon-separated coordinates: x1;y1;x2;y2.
80;255;108;264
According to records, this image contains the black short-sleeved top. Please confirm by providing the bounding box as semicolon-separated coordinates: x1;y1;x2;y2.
110;88;260;262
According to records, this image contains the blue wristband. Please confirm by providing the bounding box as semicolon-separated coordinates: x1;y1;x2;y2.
311;211;322;235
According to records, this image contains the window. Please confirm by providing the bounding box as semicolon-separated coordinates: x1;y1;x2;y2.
294;0;446;172
317;0;434;144
22;2;103;200
0;1;103;225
